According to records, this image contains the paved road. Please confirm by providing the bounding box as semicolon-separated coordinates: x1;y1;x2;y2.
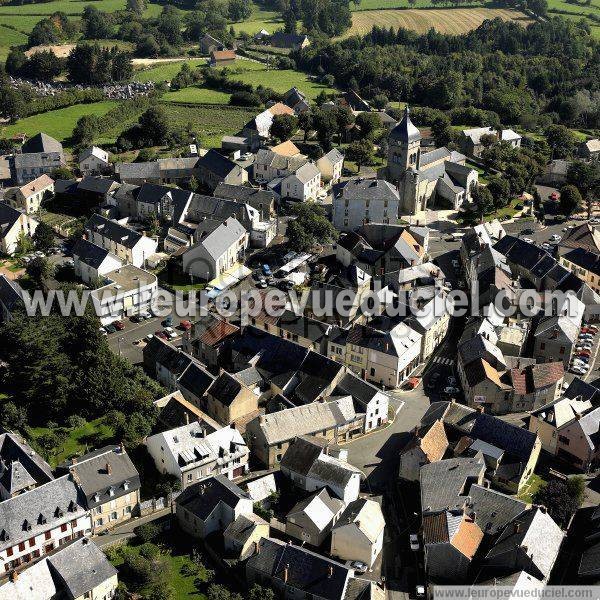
93;507;172;549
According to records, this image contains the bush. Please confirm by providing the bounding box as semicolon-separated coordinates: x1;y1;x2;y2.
229;91;261;106
135;522;160;543
66;414;86;428
139;542;161;560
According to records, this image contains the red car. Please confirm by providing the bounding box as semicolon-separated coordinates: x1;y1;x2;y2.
577;350;592;358
549;191;560;201
155;330;168;340
180;320;192;331
113;320;125;331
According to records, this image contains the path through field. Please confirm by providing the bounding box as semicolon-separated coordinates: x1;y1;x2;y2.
342;7;531;37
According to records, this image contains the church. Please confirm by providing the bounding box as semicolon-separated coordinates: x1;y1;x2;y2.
381;107;479;214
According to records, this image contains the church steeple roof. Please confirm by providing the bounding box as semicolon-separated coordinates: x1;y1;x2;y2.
390;106;421;143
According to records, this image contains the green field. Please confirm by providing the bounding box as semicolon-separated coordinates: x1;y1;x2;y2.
231;2;283;34
159;103;257;147
1;100;117;145
162;87;232;104
234;67;335;99
134;59;208;82
0;0;161;16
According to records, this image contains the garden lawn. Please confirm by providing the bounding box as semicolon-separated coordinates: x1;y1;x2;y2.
234;67;336;100
0;100;117;146
27;416;115;468
107;531;208;600
518;474;545;503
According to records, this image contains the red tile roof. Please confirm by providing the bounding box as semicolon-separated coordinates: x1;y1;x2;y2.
199;318;239;347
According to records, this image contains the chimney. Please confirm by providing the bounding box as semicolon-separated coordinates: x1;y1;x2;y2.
514;522;521;534
72;457;77;464
9;571;17;582
283;564;289;583
185;412;190;425
106;462;112;475
254;541;260;555
120;442;125;453
476;405;485;413
328;565;334;578
539;505;547;514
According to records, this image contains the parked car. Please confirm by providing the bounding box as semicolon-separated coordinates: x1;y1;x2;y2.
145;334;154;342
447;376;457;386
164;327;177;340
180;320;192;331
410;534;420;551
541;243;552;251
577;350;592;358
262;264;272;276
139;311;152;320
99;327;108;337
241;152;253;160
162;316;173;327
257;278;268;289
444;386;460;395
277;279;295;291
113;320;125;331
587;325;598;333
571;365;587;375
452;259;460;270
549;234;562;242
155;330;168;340
521;228;534;235
130;314;143;323
105;323;117;334
522;237;534;244
416;585;426;598
350;561;368;574
549;192;559;201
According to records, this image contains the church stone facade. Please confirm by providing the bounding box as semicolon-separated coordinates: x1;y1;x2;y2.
382;107;479;214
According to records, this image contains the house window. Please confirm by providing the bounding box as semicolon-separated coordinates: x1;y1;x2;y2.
28;538;35;548
18;542;25;552
559;435;570;445
61;524;68;533
45;532;51;540
6;547;13;557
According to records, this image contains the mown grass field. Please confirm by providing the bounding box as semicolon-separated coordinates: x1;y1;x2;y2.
342;7;532;36
0;100;117;145
0;0;162;16
134;59;208;82
235;67;336;98
162;87;232;104
349;0;485;9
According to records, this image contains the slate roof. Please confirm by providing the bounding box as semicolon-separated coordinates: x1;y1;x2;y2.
209;371;243;406
252;396;357;447
178;362;215;398
389;107;421;143
85;214;143;249
0;202;23;236
485;507;563;581
247;537;351;600
287;487;344;532
289;161;320;184
0;475;87;552
214;182;275;206
576;406;600;451
280;436;330;476
563;247;600;277
72;238;112;269
192;216;246;260
135;182;192;207
0;275;23;313
334;178;399;202
563;377;600;405
458;335;506;370
333;498;385;544
468;484;528;537
579;540;600;577
12;152;63;172
22;133;63;154
469;412;538;462
335;372;389;413
63;446;140;509
559;223;600;254
47;537;117;598
420;456;485;514
176;474;250;520
79;146;109;163
77;176;117;195
223;512;267;545
197;149;240;178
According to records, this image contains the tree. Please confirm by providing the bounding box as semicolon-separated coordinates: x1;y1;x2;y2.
33;222;55;252
127;0;147;15
26;257;54;287
372;94;389;109
487;177;511;208
298;111;314;142
532;478;584;527
566;161;600;217
527;0;548;16
287;203;337;251
135;522;160;543
355;112;381;140
270;114;298;142
471;185;494;215
431;114;452;147
15;231;34;255
229;91;261;107
139;106;171;146
558;185;583;216
82;6;113;40
248;585;276;600
545;124;576;159
228;0;252;21
346;139;374;172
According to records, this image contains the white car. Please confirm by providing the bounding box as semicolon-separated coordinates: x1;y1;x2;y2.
416;585;426;598
444;386;460;395
541;243;552;251
522;237;534;244
410;534;420;551
241;152;253;160
571;365;587;375
549;234;562;242
350;560;368;573
164;327;178;340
